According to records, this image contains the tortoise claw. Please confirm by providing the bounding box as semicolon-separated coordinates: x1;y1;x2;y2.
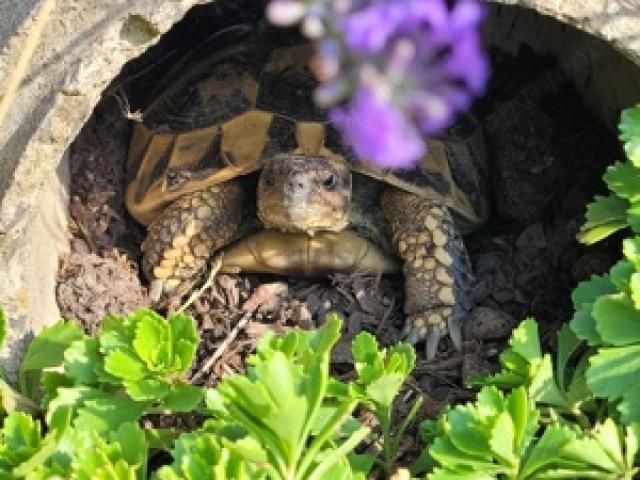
448;314;463;351
425;327;442;361
401;321;443;361
149;279;164;303
403;309;464;360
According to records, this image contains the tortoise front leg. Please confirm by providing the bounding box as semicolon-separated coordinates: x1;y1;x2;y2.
142;180;243;304
381;188;473;360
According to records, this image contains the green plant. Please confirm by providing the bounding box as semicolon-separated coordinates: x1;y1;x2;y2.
413;318;640;479
568;104;640;424
420;385;639;479
0;310;417;478
467;320;592;425
578;106;640;244
16;309;203;437
202;313;372;480
349;332;417;474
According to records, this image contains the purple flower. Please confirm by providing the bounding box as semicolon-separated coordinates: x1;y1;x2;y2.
266;0;490;169
340;3;404;54
330;87;425;169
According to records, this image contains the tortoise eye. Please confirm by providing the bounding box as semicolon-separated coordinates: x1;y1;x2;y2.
323;175;336;190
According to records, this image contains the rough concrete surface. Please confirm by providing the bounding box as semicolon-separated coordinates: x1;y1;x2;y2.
0;0;638;380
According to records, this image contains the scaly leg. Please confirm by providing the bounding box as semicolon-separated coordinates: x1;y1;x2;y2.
142;180;243;304
381;188;473;360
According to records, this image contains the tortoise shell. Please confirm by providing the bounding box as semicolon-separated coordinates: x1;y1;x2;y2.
126;40;489;231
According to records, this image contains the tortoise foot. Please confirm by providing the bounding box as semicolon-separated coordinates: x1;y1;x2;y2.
403;308;464;361
142;181;242;302
381;188;473;360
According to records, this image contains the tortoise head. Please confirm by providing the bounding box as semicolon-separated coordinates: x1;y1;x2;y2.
257;154;351;235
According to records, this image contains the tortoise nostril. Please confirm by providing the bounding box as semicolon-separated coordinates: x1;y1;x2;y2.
286;180;307;192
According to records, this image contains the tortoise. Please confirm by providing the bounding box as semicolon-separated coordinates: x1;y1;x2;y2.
125;38;490;359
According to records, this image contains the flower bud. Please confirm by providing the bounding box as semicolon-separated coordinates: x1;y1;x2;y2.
266;1;307;26
302;15;325;38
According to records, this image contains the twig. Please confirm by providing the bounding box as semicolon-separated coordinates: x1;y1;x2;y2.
177;255;223;314
191;312;251;383
0;0;56;130
375;296;395;335
191;282;287;382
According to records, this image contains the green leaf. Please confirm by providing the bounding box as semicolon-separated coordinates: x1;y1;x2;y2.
99;315;134;352
168;313;199;371
561;435;620;473
429;467;496;480
489;411;516;465
578;194;629;244
572;275;618;309
468;319;542;391
132;310;170;370
592;293;640;346
104;349;147;381
570;275;616;344
351;331;414;410
556;324;581;392
429;436;506;474
625;423;640;467
159;426;256;480
519;425;575;478
0;411;65;476
446;409;493;459
20;321;84;372
125;378;170;401
67;428;140;480
578;221;628;245
162;385;205;412
604;161;640;203
427;387;544;478
365;373;404;409
617;384;640;424
630;273;640;309
19;320;84;396
64;338;102;385
587;344;640;398
41;371;74;408
110;422;148;478
352;332;379;365
74;395;149;434
620;105;640;166
587;344;640;423
508;319;541;362
626;201;640;233
609;260;635;292
623;237;640;267
3;411;41;451
594;418;625;469
0;378;40;416
505;387;528;454
528;354;569;409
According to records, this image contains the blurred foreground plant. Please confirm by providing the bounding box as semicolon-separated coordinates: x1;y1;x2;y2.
266;0;490;168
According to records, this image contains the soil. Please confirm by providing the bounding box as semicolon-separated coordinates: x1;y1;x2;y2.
57;13;621;466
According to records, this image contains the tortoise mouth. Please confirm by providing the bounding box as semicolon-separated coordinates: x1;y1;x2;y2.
257;200;350;235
